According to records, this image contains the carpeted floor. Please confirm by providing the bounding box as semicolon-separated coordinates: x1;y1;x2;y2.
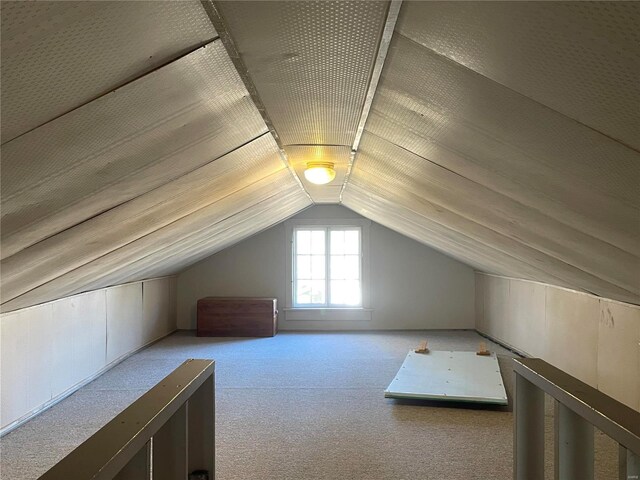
0;330;619;479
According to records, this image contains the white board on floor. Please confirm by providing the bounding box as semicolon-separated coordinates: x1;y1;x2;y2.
385;350;508;405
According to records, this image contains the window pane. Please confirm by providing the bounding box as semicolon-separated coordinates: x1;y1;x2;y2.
330;280;361;306
330;255;344;279
296;288;310;305
297;280;326;305
330;230;345;254
296;230;311;254
311;230;325;254
296;255;311;279
311;255;325;279
343;255;360;280
343;230;360;254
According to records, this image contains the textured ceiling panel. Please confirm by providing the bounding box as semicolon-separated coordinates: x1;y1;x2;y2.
342;183;574;291
80;187;310;296
120;189;310;286
346;133;639;304
215;0;389;145
285;145;351;203
376;35;639;208
1;41;267;259
365;105;639;257
342;31;640;304
1;0;216;143
1;135;290;304
397;1;640;150
1;174;310;312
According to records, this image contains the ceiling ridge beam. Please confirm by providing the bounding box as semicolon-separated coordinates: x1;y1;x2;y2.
396;31;640;155
1;38;218;147
199;0;312;203
339;0;403;202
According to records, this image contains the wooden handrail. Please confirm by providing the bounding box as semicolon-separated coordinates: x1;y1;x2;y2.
513;358;639;480
38;359;215;480
514;358;640;454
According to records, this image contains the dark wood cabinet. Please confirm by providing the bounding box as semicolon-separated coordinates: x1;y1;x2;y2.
196;297;277;337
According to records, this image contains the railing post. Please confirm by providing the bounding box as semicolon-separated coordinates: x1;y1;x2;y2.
153;403;188;479
114;441;151;480
187;373;215;478
514;373;545;480
555;401;594;479
620;444;640;480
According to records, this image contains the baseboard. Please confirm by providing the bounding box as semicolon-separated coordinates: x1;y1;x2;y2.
475;330;529;358
0;329;178;437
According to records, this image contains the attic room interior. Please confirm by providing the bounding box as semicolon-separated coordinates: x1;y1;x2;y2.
0;1;639;479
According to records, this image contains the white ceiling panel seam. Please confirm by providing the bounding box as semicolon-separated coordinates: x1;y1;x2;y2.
340;0;402;202
345;177;639;304
211;1;390;143
115;193;311;283
199;0;312;202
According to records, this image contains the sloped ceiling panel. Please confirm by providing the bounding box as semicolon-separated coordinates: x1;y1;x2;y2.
1;40;266;260
344;10;640;305
77;186;309;296
1;0;217;144
2;174;310;312
1;134;300;306
215;0;389;146
342;183;575;291
396;1;640;150
344;134;638;304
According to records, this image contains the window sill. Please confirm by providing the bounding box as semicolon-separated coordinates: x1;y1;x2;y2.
283;308;373;322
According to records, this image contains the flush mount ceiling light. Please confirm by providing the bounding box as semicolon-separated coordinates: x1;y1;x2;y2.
304;162;336;185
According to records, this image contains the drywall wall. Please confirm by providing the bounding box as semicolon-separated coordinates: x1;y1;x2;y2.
0;277;177;434
177;205;475;330
476;272;640;411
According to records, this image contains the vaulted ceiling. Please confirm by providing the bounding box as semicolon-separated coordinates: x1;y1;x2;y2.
1;1;638;312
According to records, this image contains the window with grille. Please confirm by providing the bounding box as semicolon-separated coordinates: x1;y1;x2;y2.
292;227;362;307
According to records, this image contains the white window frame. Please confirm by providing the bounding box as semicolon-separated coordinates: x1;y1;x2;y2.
285;218;372;322
292;226;363;308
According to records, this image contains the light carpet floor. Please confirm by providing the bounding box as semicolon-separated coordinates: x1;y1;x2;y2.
0;330;618;479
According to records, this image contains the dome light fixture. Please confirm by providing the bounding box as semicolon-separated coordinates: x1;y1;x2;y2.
304;161;336;185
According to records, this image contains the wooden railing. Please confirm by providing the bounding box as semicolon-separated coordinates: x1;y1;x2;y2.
513;358;639;480
38;359;215;480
